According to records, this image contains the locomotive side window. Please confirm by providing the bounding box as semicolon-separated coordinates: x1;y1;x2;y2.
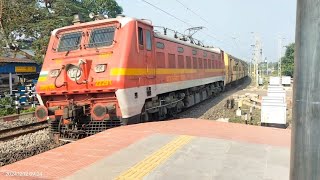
57;32;82;52
88;27;115;48
156;42;164;49
138;27;144;46
177;47;184;53
146;30;152;51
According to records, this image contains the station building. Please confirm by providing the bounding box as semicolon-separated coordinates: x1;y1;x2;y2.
0;57;41;94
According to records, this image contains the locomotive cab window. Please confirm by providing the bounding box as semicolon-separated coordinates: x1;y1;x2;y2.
138;27;144;46
88;27;115;48
57;32;82;52
146;30;152;51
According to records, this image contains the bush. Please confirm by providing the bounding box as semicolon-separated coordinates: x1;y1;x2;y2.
0;96;15;117
21;107;36;113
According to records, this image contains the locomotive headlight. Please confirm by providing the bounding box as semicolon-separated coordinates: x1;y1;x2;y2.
50;69;60;77
95;64;106;73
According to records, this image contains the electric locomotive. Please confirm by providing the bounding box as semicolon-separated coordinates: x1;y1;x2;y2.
35;14;247;140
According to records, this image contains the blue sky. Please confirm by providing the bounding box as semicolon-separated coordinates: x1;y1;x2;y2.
116;0;296;62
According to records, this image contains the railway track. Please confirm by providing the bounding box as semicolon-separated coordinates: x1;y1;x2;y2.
0;112;35;122
0;121;49;142
172;78;251;119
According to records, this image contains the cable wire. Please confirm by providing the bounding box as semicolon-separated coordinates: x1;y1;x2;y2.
141;0;193;27
141;0;222;43
174;0;247;53
175;0;211;25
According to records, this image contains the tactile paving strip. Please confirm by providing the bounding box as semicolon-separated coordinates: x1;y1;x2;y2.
115;135;194;180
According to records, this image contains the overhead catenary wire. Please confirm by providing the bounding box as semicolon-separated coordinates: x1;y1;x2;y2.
175;0;232;40
140;0;224;44
174;0;222;41
141;0;193;27
174;0;248;57
140;0;250;58
175;0;213;26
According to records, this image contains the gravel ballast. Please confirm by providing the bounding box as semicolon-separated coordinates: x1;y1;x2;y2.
0;117;38;131
0;129;61;167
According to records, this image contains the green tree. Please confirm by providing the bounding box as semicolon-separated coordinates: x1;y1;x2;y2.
83;0;123;17
281;43;295;77
0;0;43;58
0;0;123;63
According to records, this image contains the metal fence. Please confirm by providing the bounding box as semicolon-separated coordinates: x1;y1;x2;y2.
0;84;39;114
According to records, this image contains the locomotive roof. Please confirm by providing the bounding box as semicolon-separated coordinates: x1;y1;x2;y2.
51;15;223;55
226;53;246;64
155;33;221;54
51;16;220;53
51;16;219;51
51;16;150;36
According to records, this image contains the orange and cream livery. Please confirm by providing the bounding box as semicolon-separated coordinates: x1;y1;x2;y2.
35;15;247;140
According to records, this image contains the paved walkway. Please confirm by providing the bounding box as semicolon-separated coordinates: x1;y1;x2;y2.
0;119;291;180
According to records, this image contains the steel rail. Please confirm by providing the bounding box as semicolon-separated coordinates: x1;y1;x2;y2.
0;121;48;142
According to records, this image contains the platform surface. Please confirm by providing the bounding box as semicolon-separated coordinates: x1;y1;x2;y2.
0;119;291;180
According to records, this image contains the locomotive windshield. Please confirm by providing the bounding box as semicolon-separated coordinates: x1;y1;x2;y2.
57;32;82;52
88;27;115;48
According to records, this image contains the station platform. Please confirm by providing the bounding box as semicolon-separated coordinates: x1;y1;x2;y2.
0;119;291;180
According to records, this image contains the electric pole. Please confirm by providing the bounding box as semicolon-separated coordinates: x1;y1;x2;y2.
250;57;252;77
250;48;254;77
265;57;268;76
278;37;282;77
290;0;320;179
253;34;262;87
259;44;263;81
278;37;285;78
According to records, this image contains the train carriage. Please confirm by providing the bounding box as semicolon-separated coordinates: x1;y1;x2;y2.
223;53;248;85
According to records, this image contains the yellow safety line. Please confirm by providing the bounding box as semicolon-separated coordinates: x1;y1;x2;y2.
114;135;194;180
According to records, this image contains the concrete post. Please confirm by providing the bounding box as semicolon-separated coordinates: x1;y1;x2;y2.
22;74;25;86
266;61;268;76
290;0;320;179
9;72;12;95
